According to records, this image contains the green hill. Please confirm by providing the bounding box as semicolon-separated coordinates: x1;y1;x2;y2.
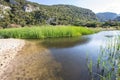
0;0;97;28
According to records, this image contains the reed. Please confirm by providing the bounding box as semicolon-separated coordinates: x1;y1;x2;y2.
87;33;120;80
0;25;94;39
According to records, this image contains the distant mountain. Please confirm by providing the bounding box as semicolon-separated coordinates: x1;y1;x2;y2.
0;0;97;28
114;16;120;21
96;12;118;22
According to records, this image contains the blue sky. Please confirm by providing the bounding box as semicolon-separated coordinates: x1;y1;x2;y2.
27;0;120;14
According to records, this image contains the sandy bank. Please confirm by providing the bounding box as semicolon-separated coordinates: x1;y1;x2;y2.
0;39;25;78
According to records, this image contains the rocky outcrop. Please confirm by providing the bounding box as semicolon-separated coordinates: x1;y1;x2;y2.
0;4;11;18
23;4;39;12
0;4;11;12
0;14;4;19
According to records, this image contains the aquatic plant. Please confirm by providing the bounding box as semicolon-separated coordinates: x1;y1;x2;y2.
87;32;120;80
0;25;94;39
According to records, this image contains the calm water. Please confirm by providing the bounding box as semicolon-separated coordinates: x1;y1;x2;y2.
40;31;120;80
2;31;120;80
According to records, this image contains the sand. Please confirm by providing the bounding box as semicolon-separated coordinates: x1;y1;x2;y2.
0;39;25;78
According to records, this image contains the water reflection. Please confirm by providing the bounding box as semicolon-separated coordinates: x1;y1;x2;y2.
41;37;90;48
87;31;120;80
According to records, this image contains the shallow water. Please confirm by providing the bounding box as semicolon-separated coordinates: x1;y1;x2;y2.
1;30;120;80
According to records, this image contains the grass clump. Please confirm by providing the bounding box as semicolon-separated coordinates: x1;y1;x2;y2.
0;25;94;39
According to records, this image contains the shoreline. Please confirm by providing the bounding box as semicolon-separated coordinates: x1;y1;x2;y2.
90;27;120;32
0;38;25;78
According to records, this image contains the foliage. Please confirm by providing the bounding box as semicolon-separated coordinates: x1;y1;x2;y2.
101;21;120;27
0;0;97;28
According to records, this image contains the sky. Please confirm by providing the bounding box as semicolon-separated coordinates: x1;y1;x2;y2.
27;0;120;14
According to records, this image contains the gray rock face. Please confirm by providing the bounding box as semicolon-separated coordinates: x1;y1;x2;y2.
0;14;4;19
0;4;11;19
23;4;39;12
0;4;11;10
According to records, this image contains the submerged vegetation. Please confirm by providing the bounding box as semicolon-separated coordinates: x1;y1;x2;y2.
0;25;94;39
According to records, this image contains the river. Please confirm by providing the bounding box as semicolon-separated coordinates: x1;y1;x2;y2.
1;31;120;80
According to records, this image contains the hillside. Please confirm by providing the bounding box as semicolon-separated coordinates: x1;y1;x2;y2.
114;16;120;21
0;0;97;28
96;12;118;22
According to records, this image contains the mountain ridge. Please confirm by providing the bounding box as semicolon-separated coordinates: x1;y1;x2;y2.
96;12;118;22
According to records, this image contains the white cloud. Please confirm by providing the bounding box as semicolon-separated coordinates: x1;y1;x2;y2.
28;0;120;14
76;0;120;14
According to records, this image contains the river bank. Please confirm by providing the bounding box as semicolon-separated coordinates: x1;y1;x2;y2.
0;39;25;79
0;39;62;80
90;27;120;32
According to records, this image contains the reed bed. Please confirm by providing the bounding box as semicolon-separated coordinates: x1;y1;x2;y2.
0;25;94;39
87;33;120;80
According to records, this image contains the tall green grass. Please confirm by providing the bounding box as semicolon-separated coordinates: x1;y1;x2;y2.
0;25;94;39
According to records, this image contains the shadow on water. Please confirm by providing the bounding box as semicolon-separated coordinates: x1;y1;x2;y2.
41;37;93;80
40;37;91;48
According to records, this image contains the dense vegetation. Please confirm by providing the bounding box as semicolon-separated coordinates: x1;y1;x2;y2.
0;26;94;39
0;0;97;28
